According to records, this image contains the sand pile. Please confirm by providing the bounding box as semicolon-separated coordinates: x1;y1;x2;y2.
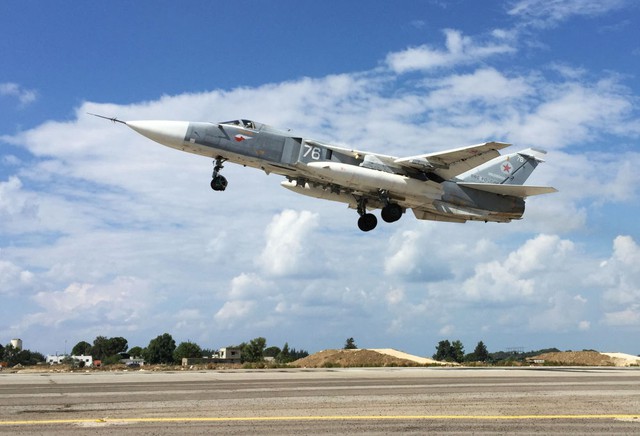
291;348;448;368
531;350;639;366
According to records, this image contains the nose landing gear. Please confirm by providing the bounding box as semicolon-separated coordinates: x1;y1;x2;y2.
211;156;228;191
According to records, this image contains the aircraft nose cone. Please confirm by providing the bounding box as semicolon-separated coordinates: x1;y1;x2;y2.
126;120;189;149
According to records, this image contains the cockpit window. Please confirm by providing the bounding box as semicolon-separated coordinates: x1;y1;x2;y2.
220;119;257;129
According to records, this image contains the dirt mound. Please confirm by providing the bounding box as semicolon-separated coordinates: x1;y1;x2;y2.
291;349;435;368
602;352;640;367
531;351;616;366
369;348;446;365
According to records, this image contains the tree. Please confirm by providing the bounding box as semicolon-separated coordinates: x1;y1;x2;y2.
144;333;176;364
200;348;216;357
289;348;309;360
242;337;266;362
473;341;489;362
91;336;128;360
276;343;292;363
173;341;203;362
264;346;281;358
2;344;44;366
128;346;144;358
451;340;465;363
433;340;452;361
71;341;92;356
344;337;357;349
434;339;465;363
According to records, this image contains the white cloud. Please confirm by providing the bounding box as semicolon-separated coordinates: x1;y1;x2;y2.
257;209;319;276
18;276;152;330
512;79;638;148
591;236;640;326
509;0;628;28
0;257;34;295
214;300;258;328
462;234;575;302
386;29;515;73
0;82;37;106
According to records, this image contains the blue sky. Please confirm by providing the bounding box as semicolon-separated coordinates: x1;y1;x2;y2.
1;0;639;357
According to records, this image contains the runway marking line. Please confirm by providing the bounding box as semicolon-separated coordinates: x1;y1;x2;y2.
1;415;639;425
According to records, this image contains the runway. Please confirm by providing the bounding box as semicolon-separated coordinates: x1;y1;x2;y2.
1;367;639;434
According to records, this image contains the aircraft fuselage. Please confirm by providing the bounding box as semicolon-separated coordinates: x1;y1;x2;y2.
102;116;554;231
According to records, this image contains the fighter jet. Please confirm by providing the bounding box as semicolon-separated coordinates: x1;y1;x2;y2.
91;114;557;231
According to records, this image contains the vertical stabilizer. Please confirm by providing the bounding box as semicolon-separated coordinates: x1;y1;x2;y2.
457;148;547;185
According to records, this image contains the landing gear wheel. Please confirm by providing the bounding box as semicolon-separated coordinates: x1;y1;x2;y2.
358;213;378;232
381;203;403;223
210;175;228;191
211;156;228;191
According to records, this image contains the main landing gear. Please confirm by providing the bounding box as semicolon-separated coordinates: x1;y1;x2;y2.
356;194;404;232
211;156;228;191
357;198;378;232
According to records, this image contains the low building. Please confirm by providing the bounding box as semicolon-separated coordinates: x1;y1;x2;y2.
181;347;242;366
46;354;93;367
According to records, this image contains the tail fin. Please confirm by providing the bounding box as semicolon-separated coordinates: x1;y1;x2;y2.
457;148;547;185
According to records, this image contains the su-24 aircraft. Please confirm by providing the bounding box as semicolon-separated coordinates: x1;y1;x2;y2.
91;114;557;231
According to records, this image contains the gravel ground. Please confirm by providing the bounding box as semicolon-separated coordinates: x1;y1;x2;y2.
0;367;639;434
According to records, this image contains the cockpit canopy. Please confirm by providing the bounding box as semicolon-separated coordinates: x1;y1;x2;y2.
219;119;262;130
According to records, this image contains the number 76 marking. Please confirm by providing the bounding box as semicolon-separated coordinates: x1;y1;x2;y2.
303;144;322;160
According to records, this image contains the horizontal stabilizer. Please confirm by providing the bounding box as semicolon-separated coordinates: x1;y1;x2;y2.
457;182;557;198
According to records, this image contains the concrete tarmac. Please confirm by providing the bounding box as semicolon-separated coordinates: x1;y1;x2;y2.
1;367;639;434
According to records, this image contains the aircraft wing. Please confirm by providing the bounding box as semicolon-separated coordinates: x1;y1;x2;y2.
394;141;511;180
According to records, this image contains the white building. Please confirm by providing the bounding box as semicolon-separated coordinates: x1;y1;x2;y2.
46;354;93;367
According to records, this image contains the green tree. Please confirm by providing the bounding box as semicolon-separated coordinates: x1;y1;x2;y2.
344;337;357;349
433;340;452;361
242;337;266;362
71;341;92;356
264;346;281;358
200;348;216;357
2;345;44;366
173;341;203;362
290;348;309;360
128;346;144;358
144;333;176;364
276;343;292;363
91;336;128;360
473;341;489;362
451;340;465;363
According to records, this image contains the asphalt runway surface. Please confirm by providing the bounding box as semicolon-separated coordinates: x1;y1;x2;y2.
1;367;639;434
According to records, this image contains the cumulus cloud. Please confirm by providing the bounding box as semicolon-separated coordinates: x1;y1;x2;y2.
18;276;152;329
214;300;258;329
462;234;575;302
0;82;37;106
386;29;515;73
590;236;640;326
257;209;319;276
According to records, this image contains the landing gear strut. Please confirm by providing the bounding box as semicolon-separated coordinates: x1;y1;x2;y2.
211;156;228;191
356;197;377;232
